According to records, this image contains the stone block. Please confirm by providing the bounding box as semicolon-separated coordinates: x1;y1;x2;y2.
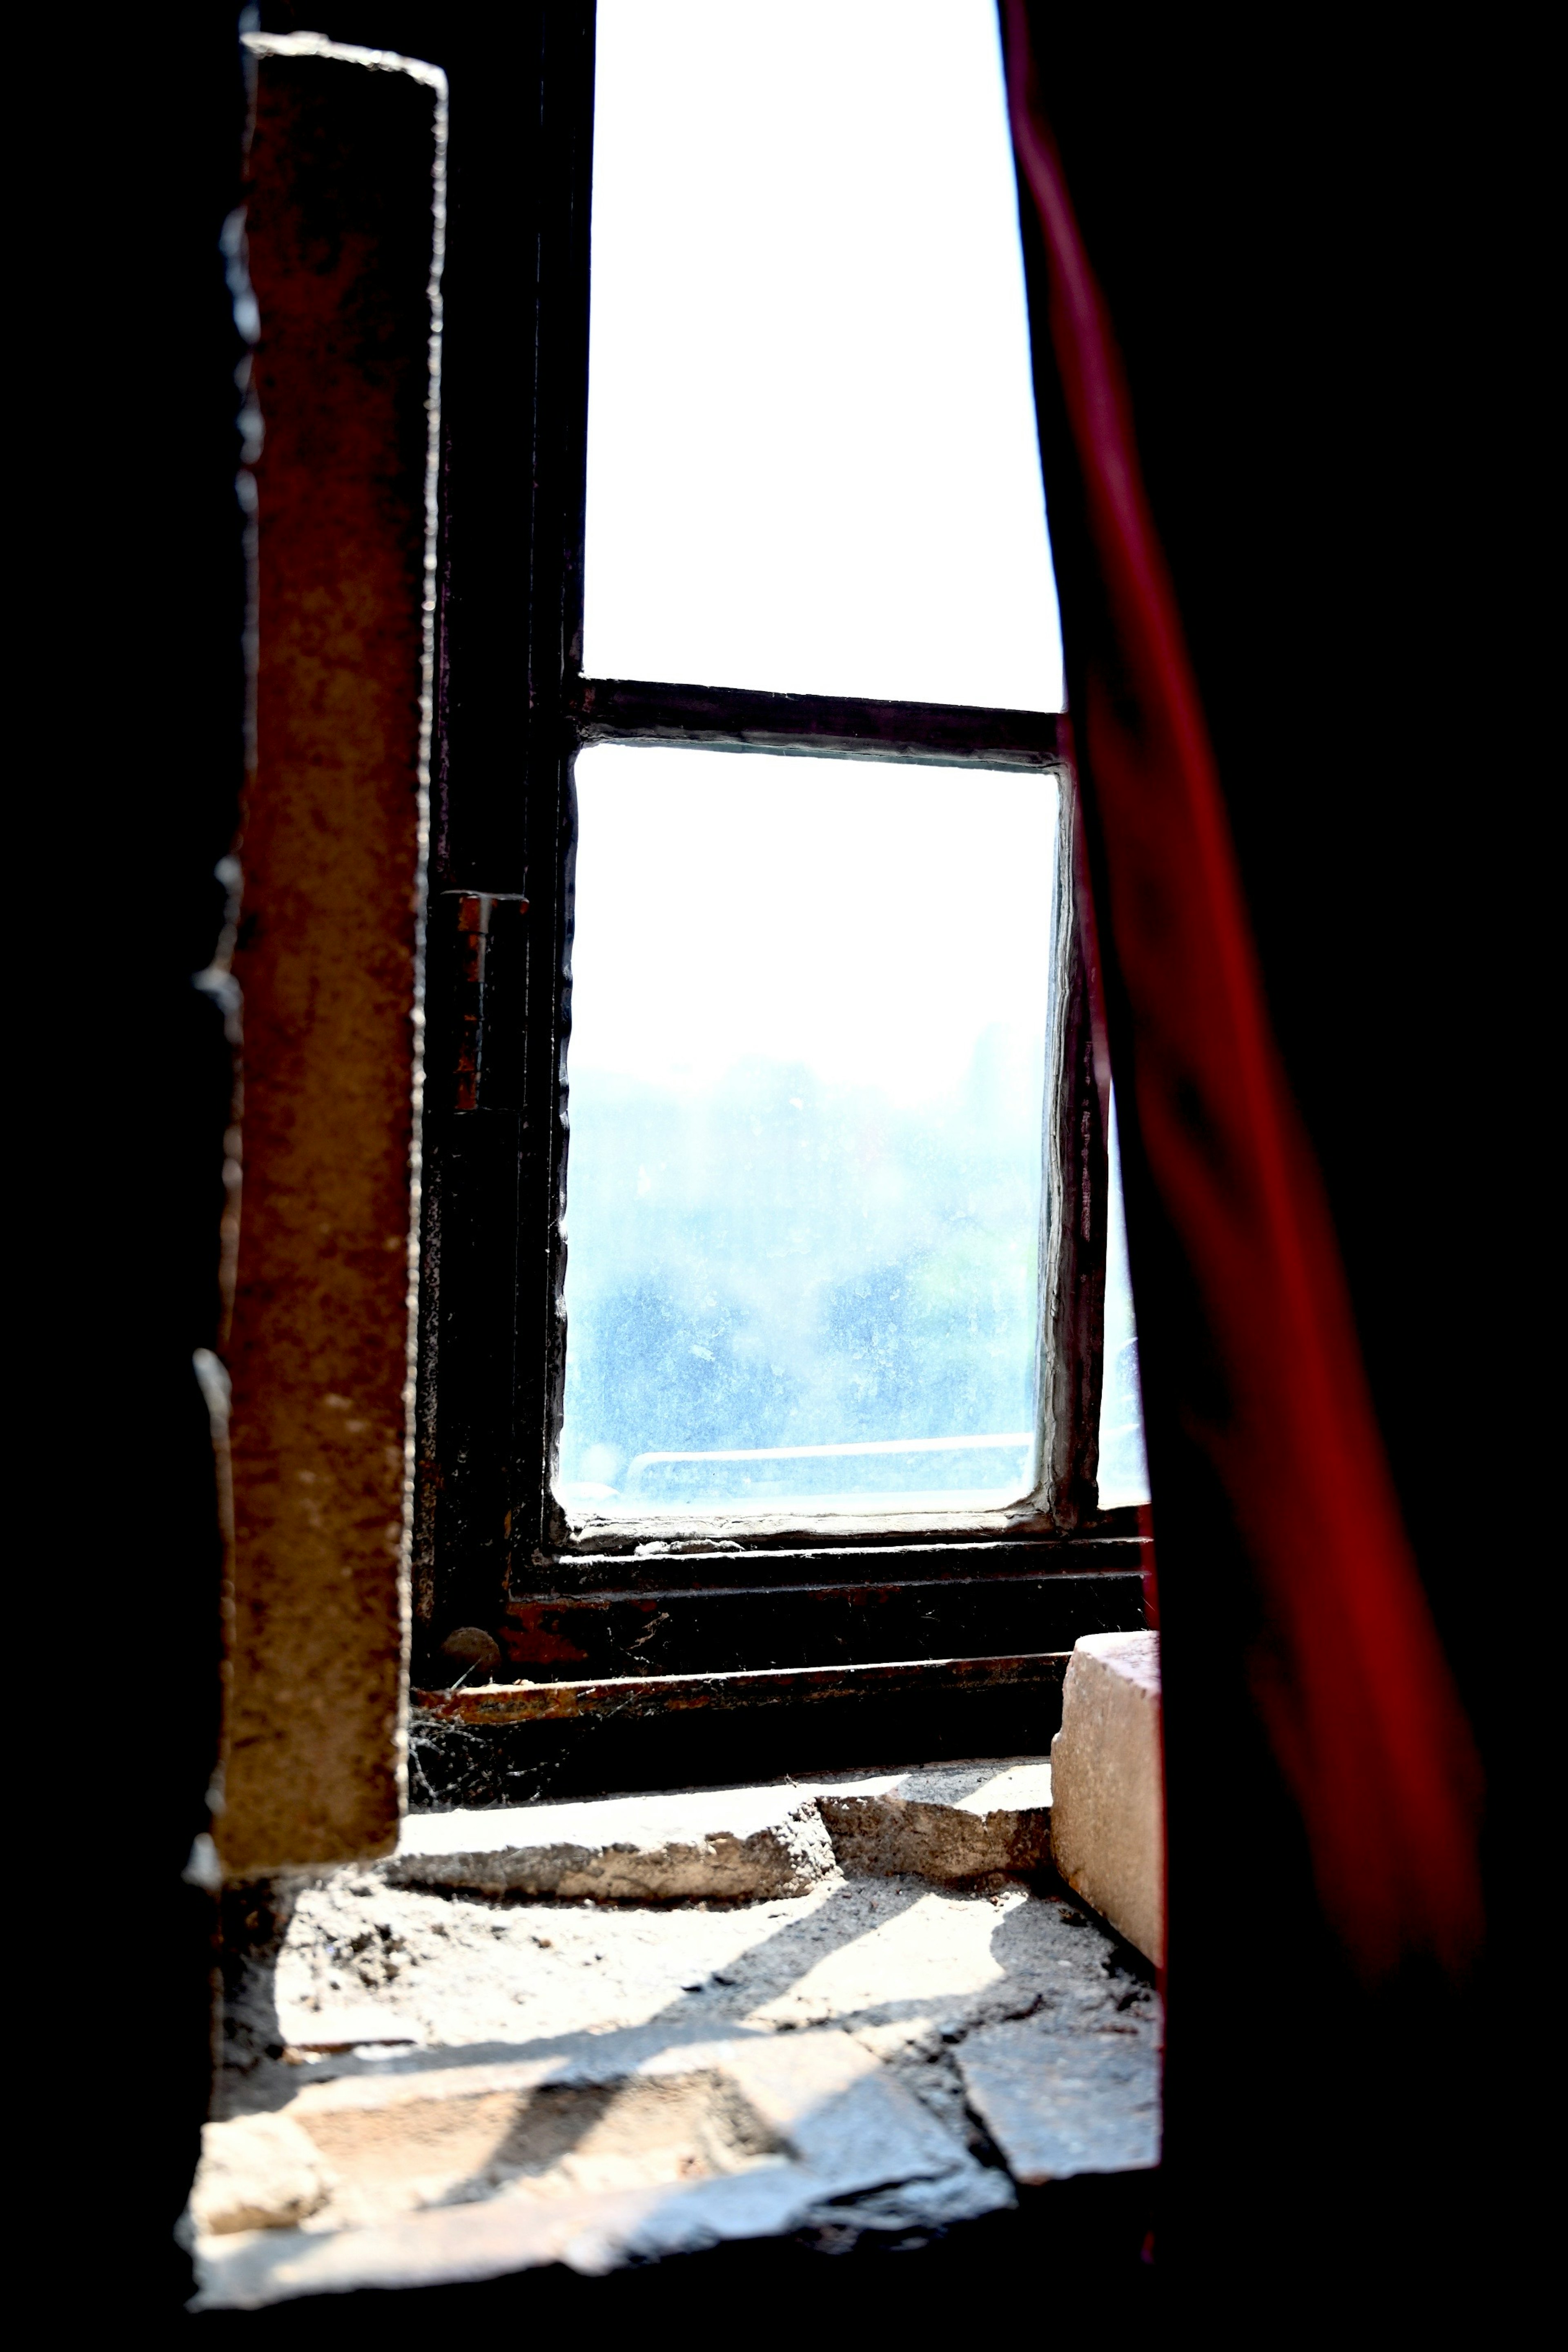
812;1757;1054;1880
1049;1632;1163;1964
190;2030;1011;2306
957;2016;1160;2181
387;1785;837;1902
190;2112;334;2236
385;1759;1056;1903
222;43;443;1873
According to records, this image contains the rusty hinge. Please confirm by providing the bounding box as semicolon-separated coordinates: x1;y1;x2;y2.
443;890;528;1112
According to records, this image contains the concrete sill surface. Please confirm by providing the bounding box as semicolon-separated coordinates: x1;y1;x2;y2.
201;1757;1160;2308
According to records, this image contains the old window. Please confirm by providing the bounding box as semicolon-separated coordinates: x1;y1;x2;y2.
415;0;1149;1799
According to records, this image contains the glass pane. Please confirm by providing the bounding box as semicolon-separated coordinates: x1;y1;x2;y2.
584;0;1063;711
1098;1091;1151;1509
558;746;1058;1516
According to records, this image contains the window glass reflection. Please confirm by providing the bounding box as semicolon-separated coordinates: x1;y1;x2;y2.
558;746;1057;1514
585;0;1063;710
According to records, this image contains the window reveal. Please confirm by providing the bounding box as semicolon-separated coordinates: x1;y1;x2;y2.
411;1;1150;1777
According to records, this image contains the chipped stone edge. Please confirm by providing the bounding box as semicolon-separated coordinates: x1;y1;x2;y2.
385;1760;1056;1899
188;2030;1015;2307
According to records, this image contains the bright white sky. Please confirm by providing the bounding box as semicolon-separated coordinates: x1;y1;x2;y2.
571;748;1057;1105
584;0;1064;711
567;7;1141;1494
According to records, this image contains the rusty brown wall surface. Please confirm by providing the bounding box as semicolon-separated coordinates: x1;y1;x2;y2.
222;51;439;1872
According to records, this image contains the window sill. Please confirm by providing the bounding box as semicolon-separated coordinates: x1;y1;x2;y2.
200;1760;1160;2308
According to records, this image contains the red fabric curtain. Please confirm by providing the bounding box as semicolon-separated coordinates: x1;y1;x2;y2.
1002;1;1481;1978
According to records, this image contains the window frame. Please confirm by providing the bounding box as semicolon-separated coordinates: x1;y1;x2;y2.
411;1;1147;1769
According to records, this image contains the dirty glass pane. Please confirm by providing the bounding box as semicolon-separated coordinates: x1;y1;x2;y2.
1097;1091;1151;1509
584;0;1063;711
558;746;1058;1516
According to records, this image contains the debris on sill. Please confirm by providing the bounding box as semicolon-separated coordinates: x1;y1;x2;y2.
199;1749;1160;2308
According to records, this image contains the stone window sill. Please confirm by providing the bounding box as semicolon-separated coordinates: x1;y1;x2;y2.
198;1744;1161;2309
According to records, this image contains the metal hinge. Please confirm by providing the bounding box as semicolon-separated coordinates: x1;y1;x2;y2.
442;890;528;1112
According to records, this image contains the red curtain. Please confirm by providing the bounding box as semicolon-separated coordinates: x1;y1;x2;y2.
1002;1;1481;1977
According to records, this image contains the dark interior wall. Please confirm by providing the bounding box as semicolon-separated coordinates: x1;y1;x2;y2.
1018;9;1535;1680
27;6;251;2312
1011;2;1539;2302
1012;2;1539;1884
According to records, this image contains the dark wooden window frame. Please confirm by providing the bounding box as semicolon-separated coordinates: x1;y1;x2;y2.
410;3;1147;1802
